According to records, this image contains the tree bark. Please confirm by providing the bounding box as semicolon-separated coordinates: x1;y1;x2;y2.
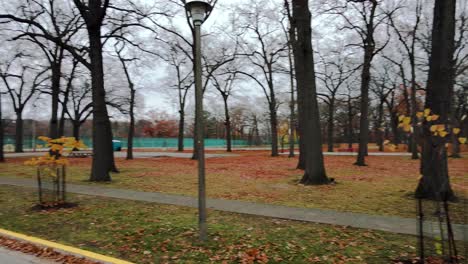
127;89;135;160
88;26;115;181
415;0;456;201
269;105;279;157
376;100;384;152
178;110;185;152
409;61;419;159
327;99;335;152
355;51;372;166
292;0;329;184
49;49;64;139
222;95;232;152
72;121;80;141
15;112;23;153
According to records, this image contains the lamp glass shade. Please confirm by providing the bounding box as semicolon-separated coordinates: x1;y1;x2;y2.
186;1;212;25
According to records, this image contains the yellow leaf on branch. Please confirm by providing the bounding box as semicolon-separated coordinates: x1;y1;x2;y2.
416;112;423;118
459;137;467;144
431;115;439;121
453;128;461;135
424;108;431;117
439;131;448;138
402;117;411;125
436;125;445;132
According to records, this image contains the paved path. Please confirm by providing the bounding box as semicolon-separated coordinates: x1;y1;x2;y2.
0;177;466;241
282;151;413;156
5;151;413;159
0;246;56;264
5;151;238;159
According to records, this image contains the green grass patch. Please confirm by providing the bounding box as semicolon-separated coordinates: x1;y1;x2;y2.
0;185;422;263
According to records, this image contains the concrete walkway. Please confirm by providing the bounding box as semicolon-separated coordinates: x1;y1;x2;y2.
0;246;56;264
0;177;466;241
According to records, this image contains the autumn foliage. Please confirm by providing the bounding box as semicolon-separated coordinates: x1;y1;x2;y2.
143;120;179;138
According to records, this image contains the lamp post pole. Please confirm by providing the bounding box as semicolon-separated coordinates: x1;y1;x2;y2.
194;19;207;242
185;0;212;242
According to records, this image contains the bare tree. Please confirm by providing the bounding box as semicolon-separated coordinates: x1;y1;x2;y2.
63;81;92;141
0;53;48;152
290;0;329;185
0;0;83;139
387;0;423;159
370;64;394;151
212;71;238;152
316;52;356;152
236;1;287;157
330;0;393;166
114;41;137;160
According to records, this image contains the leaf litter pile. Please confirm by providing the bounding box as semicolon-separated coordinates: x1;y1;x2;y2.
0;235;100;264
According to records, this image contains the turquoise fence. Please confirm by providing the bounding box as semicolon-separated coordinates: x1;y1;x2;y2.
3;136;249;149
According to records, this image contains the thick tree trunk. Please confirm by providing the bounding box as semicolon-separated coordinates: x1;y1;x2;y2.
355;51;372;166
415;0;456;201
223;96;232;152
178;110;185;152
127;90;135;160
327;100;335;152
72;121;80;141
49;54;63;139
292;0;329;184
295;58;305;169
15;112;23;153
88;27;115;181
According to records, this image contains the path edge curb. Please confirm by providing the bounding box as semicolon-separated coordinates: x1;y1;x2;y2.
0;228;133;264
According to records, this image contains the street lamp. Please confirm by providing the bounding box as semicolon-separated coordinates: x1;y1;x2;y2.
185;0;212;241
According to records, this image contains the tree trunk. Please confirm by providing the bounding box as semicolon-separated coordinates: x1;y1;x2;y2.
292;0;329;184
376;101;384;152
270;106;279;157
72;121;80;141
288;97;295;158
410;62;419;159
415;0;456;201
127;90;135;160
223;96;232;152
88;26;115;181
15;112;23;153
178;110;185;152
327;100;335;152
355;44;374;166
295;58;305;169
49;51;63;139
347;100;354;149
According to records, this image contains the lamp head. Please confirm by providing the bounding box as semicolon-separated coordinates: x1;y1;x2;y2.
185;1;213;26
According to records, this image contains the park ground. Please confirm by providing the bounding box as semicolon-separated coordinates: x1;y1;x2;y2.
0;150;466;263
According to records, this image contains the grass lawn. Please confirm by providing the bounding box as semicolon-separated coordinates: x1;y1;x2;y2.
0;185;421;263
0;151;466;223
